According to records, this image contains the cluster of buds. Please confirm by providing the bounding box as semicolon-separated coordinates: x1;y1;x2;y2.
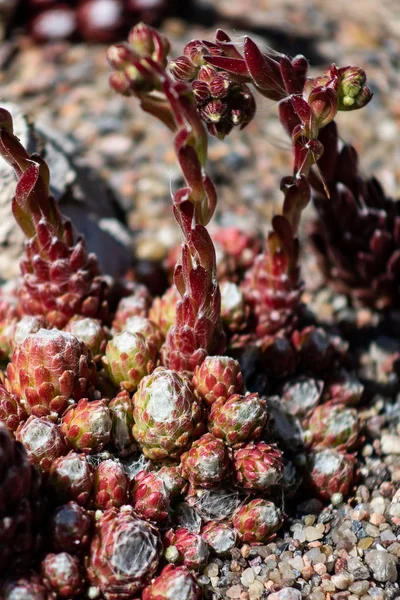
175;30;372;341
169;43;256;139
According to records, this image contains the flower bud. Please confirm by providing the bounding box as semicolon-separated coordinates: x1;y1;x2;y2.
338;66;373;111
128;22;170;65
201;99;228;124
192;80;211;105
169;55;198;81
184;40;208;67
209;73;230;99
198;65;218;84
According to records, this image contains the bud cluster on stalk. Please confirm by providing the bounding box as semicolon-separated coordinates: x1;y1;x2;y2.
0;19;382;600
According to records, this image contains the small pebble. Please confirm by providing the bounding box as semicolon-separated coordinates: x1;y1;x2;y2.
381;434;400;455
365;549;398;582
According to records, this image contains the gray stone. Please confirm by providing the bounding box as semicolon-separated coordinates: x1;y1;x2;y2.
365;550;398;583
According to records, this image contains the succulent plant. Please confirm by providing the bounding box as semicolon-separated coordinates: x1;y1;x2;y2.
156;463;188;498
12;315;49;350
0;109;110;329
309;120;400;309
307;448;356;500
47;451;93;506
16;415;67;472
164;527;209;571
130;469;171;522
112;285;152;331
123;315;164;351
0;379;27;433
233;442;284;491
7;329;96;419
232;498;283;544
149;285;180;336
322;368;364;406
201;520;237;556
48;501;91;553
307;403;360;451
208;392;267;447
64;315;107;361
292;326;338;374
180;433;230;489
103;330;157;391
109;23;226;372
0;425;44;572
142;564;202;600
41;552;82;598
87;506;161;598
61;398;112;454
92;458;128;510
192;355;244;407
280;376;323;419
132;367;204;460
0;573;50;600
108;390;137;456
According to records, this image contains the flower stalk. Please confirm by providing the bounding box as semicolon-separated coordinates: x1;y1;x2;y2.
108;23;226;371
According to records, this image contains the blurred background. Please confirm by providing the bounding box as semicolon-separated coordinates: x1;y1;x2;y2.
0;0;399;284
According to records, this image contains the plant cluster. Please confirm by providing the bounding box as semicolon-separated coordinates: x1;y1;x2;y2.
0;19;395;600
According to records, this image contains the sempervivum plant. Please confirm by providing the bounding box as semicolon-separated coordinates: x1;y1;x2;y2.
92;459;128;510
164;527;209;571
102;330;158;391
232;498;283;544
0;109;110;329
148;285;180;336
47;451;93;506
310;121;400;309
61;398;112;454
112;285;152;330
307;448;356;500
142;564;202;600
48;501;91;554
306;403;360;451
16;415;67;472
156;464;188;498
7;329;96;419
123;316;164;351
41;552;83;598
201;520;237;556
0;573;50;600
192;355;244;407
87;505;161;598
108;22;226;372
208;392;268;447
130;469;171;522
0;424;43;572
64;315;108;362
132;367;204;460
233;442;284;492
180;433;231;489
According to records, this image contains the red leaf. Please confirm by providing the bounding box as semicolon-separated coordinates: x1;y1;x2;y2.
204;55;249;77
